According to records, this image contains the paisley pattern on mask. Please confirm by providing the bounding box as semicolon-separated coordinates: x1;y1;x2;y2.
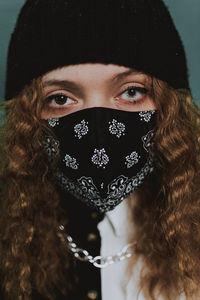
44;107;158;212
48;117;59;127
125;151;140;168
139;110;155;122
63;154;79;170
91;148;109;168
108;119;126;138
42;134;60;163
74;119;89;139
142;130;155;152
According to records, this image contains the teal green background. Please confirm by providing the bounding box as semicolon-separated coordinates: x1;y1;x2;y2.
0;0;199;104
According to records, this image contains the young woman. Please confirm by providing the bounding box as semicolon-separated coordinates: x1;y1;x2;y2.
1;0;200;299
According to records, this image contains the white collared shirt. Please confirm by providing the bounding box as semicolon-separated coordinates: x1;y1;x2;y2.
97;200;185;300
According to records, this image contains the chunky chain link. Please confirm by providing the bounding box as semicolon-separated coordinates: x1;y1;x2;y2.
58;225;134;268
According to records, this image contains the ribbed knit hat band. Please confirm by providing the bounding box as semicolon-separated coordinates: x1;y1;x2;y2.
5;0;190;100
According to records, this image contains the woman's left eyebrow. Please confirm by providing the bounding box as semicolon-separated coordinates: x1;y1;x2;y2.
110;68;141;82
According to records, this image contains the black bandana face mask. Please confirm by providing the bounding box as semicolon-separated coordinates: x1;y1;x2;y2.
44;107;157;213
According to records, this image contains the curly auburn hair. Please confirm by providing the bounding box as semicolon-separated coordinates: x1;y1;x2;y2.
0;77;200;300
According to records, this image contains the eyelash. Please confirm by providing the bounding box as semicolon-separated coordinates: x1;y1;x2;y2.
45;86;149;109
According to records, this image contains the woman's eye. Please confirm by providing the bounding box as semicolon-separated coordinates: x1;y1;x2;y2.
119;86;148;102
46;94;75;107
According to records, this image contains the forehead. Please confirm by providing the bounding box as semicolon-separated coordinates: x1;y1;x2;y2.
42;63;151;84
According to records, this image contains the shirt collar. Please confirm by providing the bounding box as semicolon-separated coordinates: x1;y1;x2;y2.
105;199;128;237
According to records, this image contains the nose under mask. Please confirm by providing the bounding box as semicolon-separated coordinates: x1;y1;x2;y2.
43;107;157;213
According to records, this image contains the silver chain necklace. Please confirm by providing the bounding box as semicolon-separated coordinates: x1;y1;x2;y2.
58;224;135;269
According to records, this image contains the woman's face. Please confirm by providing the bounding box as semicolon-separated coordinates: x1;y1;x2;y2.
41;63;156;119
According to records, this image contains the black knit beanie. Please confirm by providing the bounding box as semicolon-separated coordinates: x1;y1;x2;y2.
5;0;190;100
